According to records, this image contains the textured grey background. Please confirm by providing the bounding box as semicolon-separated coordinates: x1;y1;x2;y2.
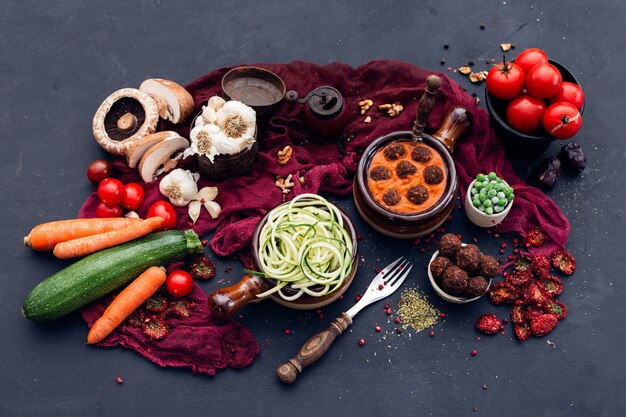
1;1;624;416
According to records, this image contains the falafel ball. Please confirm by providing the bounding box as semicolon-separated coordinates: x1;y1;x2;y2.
442;265;469;296
407;185;429;205
438;233;462;257
430;256;452;284
478;255;499;278
383;143;406;161
424;165;444;185
465;276;489;297
456;244;482;272
411;145;433;162
370;166;392;181
396;161;417;179
382;189;401;206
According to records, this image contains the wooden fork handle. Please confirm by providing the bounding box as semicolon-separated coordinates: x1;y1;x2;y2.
276;312;352;384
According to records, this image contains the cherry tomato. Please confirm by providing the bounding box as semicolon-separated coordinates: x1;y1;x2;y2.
147;201;178;230
95;201;122;218
166;270;194;297
542;102;582;140
514;48;548;74
87;160;112;184
121;183;145;211
506;95;547;134
525;63;562;99
97;178;125;206
549;82;585;110
486;60;525;100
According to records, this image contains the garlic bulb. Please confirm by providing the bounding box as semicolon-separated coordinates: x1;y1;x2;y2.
159;169;199;206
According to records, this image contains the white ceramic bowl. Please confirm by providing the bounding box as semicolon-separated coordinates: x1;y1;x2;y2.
427;246;492;304
464;179;513;228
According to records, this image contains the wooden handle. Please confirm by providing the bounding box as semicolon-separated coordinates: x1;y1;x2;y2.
276;312;352;384
430;106;473;154
412;74;442;140
207;274;269;323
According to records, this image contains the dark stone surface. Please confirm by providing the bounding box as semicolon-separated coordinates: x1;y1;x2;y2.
1;1;624;416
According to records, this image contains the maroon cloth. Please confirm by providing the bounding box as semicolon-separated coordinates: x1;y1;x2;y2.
78;60;569;375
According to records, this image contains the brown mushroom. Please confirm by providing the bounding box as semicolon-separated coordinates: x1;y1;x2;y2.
92;88;160;155
139;79;194;124
138;135;190;182
126;131;182;168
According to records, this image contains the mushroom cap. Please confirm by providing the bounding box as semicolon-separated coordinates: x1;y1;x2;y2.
139;79;194;124
92;88;160;155
138;135;190;182
126;131;182;168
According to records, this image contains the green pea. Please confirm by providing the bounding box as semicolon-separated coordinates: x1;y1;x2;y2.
478;193;487;202
494;205;504;213
471;187;478;195
497;191;505;199
498;198;507;206
479;206;486;212
491;196;500;205
485;207;494;215
488;189;497;197
475;182;484;190
473;199;481;208
493;183;503;192
476;173;486;182
488;172;497;181
504;186;513;194
483;199;492;208
496;177;503;183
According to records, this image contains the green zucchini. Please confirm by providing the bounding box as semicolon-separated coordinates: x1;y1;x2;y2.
23;230;203;321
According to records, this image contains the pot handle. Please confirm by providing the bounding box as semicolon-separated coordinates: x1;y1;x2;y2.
431;106;473;154
412;74;443;140
207;274;269;322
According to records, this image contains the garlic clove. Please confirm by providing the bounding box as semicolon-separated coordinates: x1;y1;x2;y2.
207;96;226;111
203;200;221;219
124;211;140;218
201;106;218;125
196;186;218;202
188;200;202;224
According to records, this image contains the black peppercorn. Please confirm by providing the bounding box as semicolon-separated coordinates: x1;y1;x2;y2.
536;157;561;188
560;142;586;172
440;59;446;65
443;43;449;49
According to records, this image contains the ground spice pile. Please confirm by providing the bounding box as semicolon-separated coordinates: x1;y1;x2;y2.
397;289;439;332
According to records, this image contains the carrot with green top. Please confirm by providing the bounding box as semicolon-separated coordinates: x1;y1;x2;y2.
53;217;164;259
87;266;167;344
24;218;143;251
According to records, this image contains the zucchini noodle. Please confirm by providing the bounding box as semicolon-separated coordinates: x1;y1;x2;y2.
255;194;354;301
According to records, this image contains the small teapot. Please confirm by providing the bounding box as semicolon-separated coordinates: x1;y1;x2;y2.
286;86;347;139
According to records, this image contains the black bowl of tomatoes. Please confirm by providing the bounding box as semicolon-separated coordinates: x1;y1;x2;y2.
485;48;585;158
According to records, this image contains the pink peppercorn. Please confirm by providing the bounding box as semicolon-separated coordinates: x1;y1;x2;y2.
358;339;366;346
471;350;477;357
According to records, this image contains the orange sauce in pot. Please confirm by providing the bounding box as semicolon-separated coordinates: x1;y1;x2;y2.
367;141;447;214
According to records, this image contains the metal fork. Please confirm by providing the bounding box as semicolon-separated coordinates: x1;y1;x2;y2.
276;257;413;384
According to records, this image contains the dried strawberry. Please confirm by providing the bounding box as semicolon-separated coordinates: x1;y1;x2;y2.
489;282;519;305
530;313;558;337
523;281;549;307
526;227;548;247
506;269;533;287
552;250;576;275
544;299;567;319
169;299;196;318
475;314;502;335
190;256;216;280
145;293;168;313
539;276;564;297
531;254;551;278
511;305;526;325
126;308;145;328
525;306;544;321
143;316;169;340
514;323;531;341
513;256;532;272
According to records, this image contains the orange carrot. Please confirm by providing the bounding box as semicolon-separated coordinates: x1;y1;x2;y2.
52;217;164;259
87;266;167;344
24;218;144;251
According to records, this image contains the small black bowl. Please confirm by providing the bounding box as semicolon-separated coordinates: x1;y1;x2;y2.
485;59;584;159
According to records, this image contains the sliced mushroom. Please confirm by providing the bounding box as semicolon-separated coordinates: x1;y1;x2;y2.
92;88;160;155
126;131;183;168
139;79;195;124
138;135;190;182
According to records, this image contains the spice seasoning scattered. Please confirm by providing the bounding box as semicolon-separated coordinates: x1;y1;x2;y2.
397;289;439;333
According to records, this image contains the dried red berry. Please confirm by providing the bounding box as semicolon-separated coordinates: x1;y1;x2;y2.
471;350;477;357
514;323;531;341
475;314;502;335
145;293;168;313
523;281;549;307
429;331;435;337
538;276;564;297
506;269;532;287
526;227;548;247
544;299;567;319
531;254;551;278
284;329;291;335
143;316;169;340
358;338;366;346
189;256;216;280
169;298;196;318
126;308;145;328
510;305;525;325
375;325;382;332
489;282;519;305
530;313;558;337
552;250;576;275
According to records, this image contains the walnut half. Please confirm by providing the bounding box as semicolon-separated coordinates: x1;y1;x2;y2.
277;145;293;165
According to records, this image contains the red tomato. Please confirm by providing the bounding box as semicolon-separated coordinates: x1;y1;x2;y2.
87;160;112;184
147;201;178;230
525;63;562;99
506;95;547;134
166;270;194;297
121;183;145;211
549;82;585;110
486;60;525;100
95;202;122;218
514;48;548;74
542;102;582;140
97;178;125;206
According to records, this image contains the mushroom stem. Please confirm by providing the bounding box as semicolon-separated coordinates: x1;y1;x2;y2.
117;113;138;132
